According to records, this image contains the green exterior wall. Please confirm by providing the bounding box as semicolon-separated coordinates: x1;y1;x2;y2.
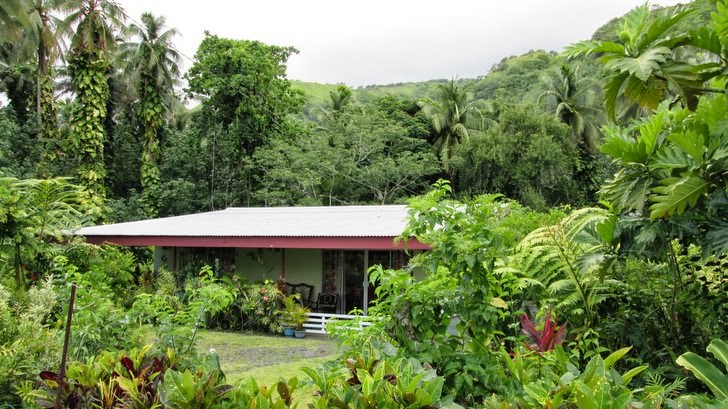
234;248;323;296
283;249;323;297
235;248;281;282
155;246;175;272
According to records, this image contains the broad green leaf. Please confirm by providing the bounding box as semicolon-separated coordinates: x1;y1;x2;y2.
600;130;645;164
621;5;650;47
603;73;630;120
573;380;598;409
704;221;728;256
624;76;665;111
621;365;648;385
595;214;617;245
610;391;633;409
489;297;508;309
422;377;443;402
604;47;671;82
582;355;606;386
707;339;728;371
650;145;693;172
668;129;705;164
676;351;728;399
415;389;436;407
637;6;692;51
711;0;728;43
593;380;611;409
523;383;550;404
600;170;652;214
561;371;575;385
562;41;620;58
604;347;632;369
649;175;709;220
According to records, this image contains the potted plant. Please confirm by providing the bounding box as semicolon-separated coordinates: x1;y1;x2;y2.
290;303;311;338
280;295;298;337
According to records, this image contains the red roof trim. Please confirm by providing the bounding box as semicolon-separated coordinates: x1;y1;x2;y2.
83;235;431;250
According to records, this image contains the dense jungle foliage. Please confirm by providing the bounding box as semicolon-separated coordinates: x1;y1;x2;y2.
0;0;727;407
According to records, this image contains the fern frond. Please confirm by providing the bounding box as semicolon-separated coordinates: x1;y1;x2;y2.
548;279;574;294
562;208;610;240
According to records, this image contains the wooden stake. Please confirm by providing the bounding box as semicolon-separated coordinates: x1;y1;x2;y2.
55;282;77;409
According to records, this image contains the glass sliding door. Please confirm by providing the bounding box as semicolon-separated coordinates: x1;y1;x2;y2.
320;250;412;314
367;251;390;311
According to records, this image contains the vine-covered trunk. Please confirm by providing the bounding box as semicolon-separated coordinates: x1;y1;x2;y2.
139;86;163;217
36;73;59;176
68;50;109;219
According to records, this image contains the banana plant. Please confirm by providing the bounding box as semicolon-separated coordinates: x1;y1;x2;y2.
676;338;728;400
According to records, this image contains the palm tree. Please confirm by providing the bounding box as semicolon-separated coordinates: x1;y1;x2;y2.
538;63;604;154
61;0;125;55
121;12;180;95
120;12;180;216
329;84;352;112
421;79;490;175
0;0;29;46
1;0;66;130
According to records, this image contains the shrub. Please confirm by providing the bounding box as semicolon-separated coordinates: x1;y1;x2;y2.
53;255;143;360
129;265;234;368
303;351;457;409
207;279;284;334
0;278;60;406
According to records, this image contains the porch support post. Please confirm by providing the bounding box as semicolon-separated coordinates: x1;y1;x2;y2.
363;250;369;315
281;248;286;279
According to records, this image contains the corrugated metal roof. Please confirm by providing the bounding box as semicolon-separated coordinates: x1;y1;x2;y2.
75;205;412;238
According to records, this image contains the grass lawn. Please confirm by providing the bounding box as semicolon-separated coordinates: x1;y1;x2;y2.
197;330;341;403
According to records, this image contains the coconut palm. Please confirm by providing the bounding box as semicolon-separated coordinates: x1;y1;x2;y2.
121;12;180;97
61;0;125;55
0;0;29;46
538;63;605;154
119;12;180;216
1;0;67;128
329;84;352;112
422;79;491;175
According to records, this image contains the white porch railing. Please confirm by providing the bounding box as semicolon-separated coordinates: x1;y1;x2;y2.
304;312;373;334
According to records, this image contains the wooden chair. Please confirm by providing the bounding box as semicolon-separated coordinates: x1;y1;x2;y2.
285;282;315;308
312;292;338;313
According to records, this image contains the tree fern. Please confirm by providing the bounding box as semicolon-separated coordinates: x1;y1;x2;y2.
513;208;621;326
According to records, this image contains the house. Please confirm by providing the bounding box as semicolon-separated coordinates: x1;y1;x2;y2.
76;205;429;314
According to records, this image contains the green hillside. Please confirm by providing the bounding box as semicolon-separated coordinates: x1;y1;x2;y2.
353;79;455;103
293;78;468;108
291;81;339;106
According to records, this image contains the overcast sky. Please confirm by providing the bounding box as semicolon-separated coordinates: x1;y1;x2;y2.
118;0;685;87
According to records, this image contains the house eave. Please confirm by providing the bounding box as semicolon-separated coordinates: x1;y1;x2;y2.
83;235;430;250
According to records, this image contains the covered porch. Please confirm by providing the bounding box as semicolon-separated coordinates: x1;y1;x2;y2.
155;246;419;315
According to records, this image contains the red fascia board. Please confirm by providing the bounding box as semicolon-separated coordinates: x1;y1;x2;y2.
82;235;431;250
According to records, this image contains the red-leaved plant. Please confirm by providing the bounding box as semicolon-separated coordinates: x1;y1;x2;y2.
520;308;567;353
